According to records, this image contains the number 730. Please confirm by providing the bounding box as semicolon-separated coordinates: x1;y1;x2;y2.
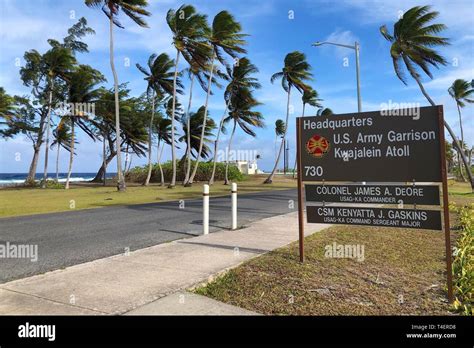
304;166;323;177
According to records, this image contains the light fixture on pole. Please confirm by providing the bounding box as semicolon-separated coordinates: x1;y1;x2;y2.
312;41;362;112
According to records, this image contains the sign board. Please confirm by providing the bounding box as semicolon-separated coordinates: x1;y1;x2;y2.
300;106;441;182
306;206;442;230
305;184;440;205
295;105;453;302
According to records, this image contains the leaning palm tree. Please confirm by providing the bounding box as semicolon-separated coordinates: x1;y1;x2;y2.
209;57;260;185
180;106;217;164
223;87;264;185
264;51;312;184
41;46;77;188
65;65;105;189
187;10;247;186
380;5;473;189
317;107;333;116
182;60;219;185
292;88;323;178
167;4;210;188
449;79;474;145
136;53;178;186
275;119;286;145
85;0;150;191
302;88;322;117
51;122;73;182
153;115;172;186
448;79;474;180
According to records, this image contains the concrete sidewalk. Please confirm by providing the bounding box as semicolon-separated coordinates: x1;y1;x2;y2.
0;211;329;315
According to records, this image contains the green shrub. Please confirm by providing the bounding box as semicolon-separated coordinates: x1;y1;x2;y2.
36;179;65;189
452;203;473;316
126;160;245;184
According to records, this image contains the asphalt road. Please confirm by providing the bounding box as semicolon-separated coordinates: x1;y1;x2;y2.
0;189;297;283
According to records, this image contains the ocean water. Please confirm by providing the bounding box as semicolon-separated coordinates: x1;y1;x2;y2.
0;173;116;186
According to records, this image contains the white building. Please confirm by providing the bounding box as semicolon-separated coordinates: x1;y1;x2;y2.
228;160;261;175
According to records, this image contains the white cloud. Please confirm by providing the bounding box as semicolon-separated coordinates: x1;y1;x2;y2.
316;29;359;59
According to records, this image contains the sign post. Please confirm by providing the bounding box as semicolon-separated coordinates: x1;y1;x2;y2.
295;105;453;303
296;117;305;262
437;106;453;303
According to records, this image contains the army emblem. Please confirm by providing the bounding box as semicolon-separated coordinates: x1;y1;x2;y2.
306;135;330;158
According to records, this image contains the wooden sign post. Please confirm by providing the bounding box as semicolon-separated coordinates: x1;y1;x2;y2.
296;105;453;303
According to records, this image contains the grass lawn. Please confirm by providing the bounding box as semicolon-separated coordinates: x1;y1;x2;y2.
0;175;296;218
194;183;473;315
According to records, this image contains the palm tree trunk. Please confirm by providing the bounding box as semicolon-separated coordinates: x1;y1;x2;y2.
456;104;466;181
109;13;125;191
293;102;306;179
458;152;466;181
65;121;74;190
209;104;229;185
224;121;237;185
123;144;129;176
102;131;107;186
188;51;216;185
183;74;195;185
265;87;291;184
144;91;155;186
157;139;165;186
127;154;133;174
56;142;60;182
405;57;473;190
169;49;181;188
42;79;54;188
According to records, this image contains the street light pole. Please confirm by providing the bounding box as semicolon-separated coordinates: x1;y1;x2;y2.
312;40;362;112
354;41;362;113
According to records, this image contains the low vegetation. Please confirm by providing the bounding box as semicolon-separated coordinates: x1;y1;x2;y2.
195;185;473;315
451;203;473;315
126;160;244;184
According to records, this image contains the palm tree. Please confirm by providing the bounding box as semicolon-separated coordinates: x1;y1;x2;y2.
167;4;210;188
224;87;263;184
209;57;260;185
51;122;73;182
264;51;312;184
448;79;474;180
182;60;222;185
153;115;172;186
85;0;150;191
188;10;247;186
180;106;217;163
136;53;177;186
292;88;322;178
302;88;322;117
275;119;285;140
317;107;333;116
380;5;473;189
41;46;77;188
65;65;105;189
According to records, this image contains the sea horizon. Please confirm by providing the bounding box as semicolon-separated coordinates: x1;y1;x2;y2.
0;172;117;186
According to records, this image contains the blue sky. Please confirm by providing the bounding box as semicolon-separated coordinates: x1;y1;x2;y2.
1;0;473;173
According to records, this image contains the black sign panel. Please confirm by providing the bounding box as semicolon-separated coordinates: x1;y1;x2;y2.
305;184;440;205
307;206;442;230
299;106;442;182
